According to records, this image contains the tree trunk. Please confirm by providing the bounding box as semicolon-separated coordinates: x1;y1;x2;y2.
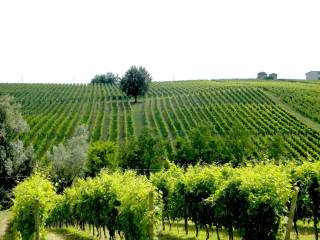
293;214;298;237
205;225;210;240
314;207;318;240
284;187;299;240
195;222;199;237
162;215;165;231
228;225;233;240
134;96;137;103
184;216;188;235
216;224;221;240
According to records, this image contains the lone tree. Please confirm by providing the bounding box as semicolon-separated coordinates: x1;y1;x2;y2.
120;66;152;103
91;72;119;84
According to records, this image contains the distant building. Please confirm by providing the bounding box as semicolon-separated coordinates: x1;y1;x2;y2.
268;73;277;80
306;71;320;80
257;72;277;80
257;72;268;79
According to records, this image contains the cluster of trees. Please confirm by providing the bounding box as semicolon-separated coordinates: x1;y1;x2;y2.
91;66;152;103
91;72;119;84
0;96;35;209
174;124;288;167
46;122;290;194
47;128;168;192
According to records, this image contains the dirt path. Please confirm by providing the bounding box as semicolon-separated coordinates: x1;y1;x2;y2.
0;211;9;239
46;228;97;240
264;90;320;132
47;231;65;240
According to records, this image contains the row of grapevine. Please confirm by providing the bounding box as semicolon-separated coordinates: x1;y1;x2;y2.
1;82;320;161
11;161;320;240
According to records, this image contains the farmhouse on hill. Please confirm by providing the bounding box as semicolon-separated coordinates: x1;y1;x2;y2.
257;72;277;80
306;71;320;80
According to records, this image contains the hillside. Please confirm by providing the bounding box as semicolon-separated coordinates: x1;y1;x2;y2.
1;80;320;162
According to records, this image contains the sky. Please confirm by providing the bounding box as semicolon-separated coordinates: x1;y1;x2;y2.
0;0;319;83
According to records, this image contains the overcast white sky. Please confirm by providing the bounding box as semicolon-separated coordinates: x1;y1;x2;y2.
0;0;319;83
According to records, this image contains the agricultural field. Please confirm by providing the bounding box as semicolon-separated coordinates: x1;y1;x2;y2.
1;80;320;162
1;80;320;240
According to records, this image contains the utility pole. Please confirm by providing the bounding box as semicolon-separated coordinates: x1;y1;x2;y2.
34;199;40;240
148;188;154;239
284;187;299;240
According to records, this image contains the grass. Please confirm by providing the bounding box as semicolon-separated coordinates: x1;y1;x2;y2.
157;221;316;240
43;221;316;240
0;213;316;240
157;222;239;240
47;228;98;240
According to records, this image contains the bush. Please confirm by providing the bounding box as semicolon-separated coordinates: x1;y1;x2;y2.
85;141;118;177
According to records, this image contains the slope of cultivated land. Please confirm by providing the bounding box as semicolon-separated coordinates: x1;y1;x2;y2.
1;81;320;162
206;79;320;125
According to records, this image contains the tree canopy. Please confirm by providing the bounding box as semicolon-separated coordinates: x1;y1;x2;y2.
119;129;168;178
85;141;118;177
0;95;34;209
91;72;119;84
48;124;89;193
120;66;152;103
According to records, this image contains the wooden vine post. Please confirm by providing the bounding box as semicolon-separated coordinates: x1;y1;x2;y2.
148;188;154;239
34;198;40;240
284;187;299;240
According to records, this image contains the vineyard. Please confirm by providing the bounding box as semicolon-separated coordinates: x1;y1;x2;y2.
11;161;320;240
1;80;320;162
1;80;320;240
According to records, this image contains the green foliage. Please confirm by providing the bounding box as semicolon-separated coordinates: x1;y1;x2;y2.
1;82;320;163
11;162;320;240
120;129;168;178
85;141;118;177
48;125;89;193
48;170;159;240
290;161;320;238
151;163;184;226
91;73;119;84
0;95;34;209
120;66;152;102
268;83;320;124
12;174;57;240
174;124;256;167
153;163;294;240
